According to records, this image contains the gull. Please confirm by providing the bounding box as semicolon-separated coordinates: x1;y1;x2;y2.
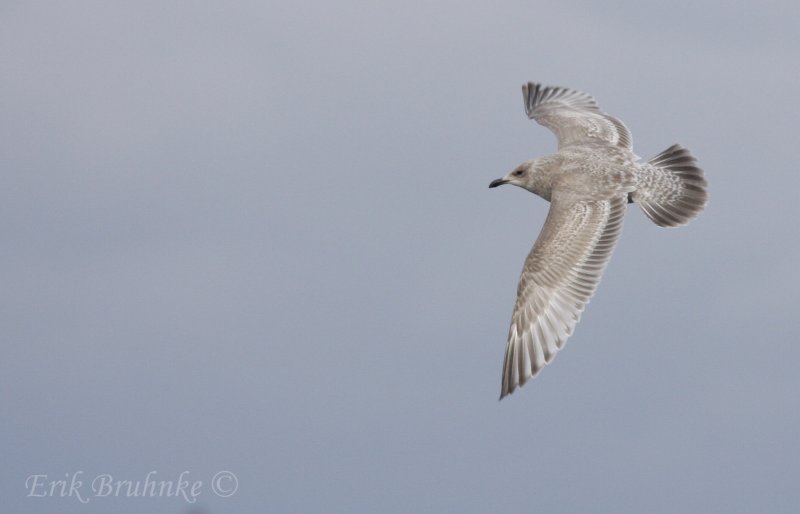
490;82;707;399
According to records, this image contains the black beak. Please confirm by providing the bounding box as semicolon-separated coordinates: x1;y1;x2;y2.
488;178;508;188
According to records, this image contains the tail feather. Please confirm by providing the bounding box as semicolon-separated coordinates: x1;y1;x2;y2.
633;144;708;227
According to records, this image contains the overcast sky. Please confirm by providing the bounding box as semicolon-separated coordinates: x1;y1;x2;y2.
3;1;800;513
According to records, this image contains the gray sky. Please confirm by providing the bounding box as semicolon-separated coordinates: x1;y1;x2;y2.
2;1;799;513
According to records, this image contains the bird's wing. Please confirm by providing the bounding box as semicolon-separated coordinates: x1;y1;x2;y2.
500;192;627;399
522;82;632;150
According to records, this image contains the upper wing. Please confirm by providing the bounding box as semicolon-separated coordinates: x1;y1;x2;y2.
500;193;627;399
522;82;632;150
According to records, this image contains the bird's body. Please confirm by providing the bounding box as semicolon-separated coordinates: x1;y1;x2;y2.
491;83;707;399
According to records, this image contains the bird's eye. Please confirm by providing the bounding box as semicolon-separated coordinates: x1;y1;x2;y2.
513;169;524;176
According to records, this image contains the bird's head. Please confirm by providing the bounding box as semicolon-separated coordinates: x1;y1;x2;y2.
489;159;539;192
489;156;562;200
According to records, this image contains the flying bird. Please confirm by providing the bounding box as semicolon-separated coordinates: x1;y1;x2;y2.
490;82;707;399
